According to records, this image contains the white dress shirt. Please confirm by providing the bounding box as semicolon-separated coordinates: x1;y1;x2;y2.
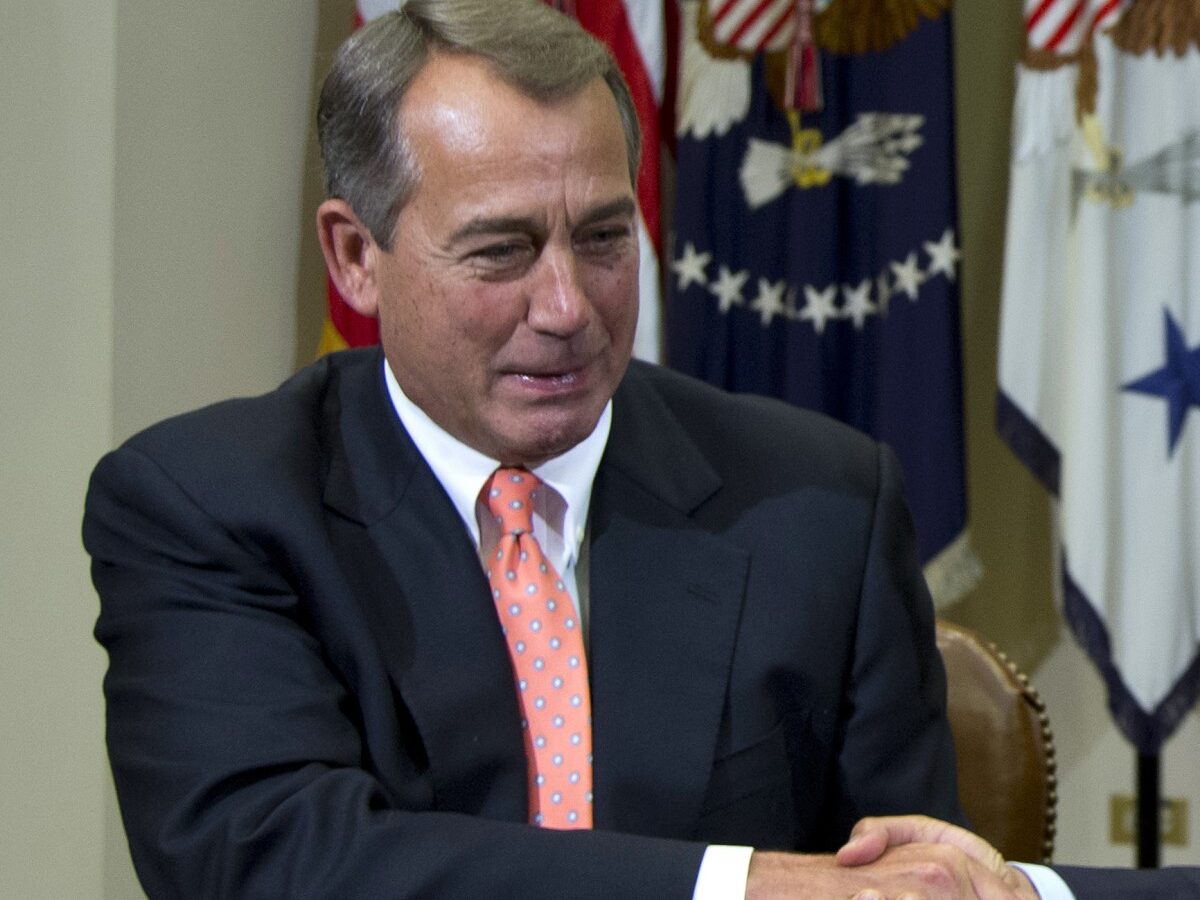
382;360;1067;900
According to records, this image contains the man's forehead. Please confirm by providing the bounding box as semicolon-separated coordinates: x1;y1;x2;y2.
397;56;624;172
401;52;607;123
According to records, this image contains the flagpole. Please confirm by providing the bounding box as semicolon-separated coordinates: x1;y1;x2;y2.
1136;752;1160;868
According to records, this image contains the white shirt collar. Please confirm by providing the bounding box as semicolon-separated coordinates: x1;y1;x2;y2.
382;358;611;567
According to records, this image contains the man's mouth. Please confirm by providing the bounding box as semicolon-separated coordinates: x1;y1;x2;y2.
500;366;591;395
514;371;580;386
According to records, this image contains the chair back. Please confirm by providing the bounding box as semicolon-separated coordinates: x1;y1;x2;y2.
936;619;1056;864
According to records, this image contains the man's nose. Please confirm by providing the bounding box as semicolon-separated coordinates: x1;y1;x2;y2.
527;247;590;336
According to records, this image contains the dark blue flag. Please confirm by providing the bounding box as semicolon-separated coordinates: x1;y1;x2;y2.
666;1;976;604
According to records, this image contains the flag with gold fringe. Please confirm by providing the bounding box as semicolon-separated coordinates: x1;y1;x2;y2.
666;0;980;606
998;0;1200;752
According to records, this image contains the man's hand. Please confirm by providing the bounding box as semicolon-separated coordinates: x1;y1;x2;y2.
838;816;1005;871
745;841;1031;900
834;815;1040;899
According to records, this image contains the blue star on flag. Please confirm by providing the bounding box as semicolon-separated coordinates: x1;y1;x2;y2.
1123;308;1200;455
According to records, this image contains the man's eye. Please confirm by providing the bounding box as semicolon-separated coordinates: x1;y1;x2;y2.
468;242;536;275
476;243;524;261
579;226;632;252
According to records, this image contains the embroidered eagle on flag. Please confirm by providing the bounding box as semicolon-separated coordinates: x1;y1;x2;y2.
679;0;942;207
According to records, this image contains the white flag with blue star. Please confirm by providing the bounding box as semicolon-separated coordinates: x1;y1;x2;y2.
997;27;1200;752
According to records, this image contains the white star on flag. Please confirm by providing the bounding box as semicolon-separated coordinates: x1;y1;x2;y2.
750;278;788;327
799;284;838;334
672;242;711;291
709;265;750;312
891;253;925;301
924;228;961;282
841;280;877;329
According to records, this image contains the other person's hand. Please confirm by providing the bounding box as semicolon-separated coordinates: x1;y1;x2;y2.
747;838;1031;900
835;815;1040;899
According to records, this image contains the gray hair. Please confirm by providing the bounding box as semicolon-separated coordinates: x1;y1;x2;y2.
317;0;642;248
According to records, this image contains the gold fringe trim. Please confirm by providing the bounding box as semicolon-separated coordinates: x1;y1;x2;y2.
1076;39;1098;119
1109;0;1200;57
1022;47;1077;70
924;530;984;610
815;0;953;56
695;0;953;112
1023;0;1200;127
1021;40;1099;124
696;2;755;61
697;0;953;60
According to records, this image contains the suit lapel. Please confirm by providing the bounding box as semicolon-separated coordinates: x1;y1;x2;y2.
322;351;527;821
588;366;749;839
319;354;749;837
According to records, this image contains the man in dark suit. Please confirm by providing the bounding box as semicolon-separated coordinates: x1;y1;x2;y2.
84;1;1183;897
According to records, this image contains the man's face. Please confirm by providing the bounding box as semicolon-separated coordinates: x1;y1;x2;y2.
374;54;639;466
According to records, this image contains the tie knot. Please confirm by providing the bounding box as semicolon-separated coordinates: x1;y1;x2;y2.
484;467;539;535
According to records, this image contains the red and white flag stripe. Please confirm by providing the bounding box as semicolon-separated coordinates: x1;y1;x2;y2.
708;0;795;54
574;1;676;361
1025;0;1127;54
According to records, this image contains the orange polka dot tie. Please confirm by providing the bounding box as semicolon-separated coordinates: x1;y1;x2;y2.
483;468;593;829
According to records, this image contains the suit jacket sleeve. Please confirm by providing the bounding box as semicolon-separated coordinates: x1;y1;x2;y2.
1053;864;1200;899
85;441;704;900
830;443;964;835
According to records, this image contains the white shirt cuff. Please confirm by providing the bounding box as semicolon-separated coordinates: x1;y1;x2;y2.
692;845;754;900
1011;862;1077;900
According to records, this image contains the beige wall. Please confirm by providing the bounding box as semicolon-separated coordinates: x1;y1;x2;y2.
2;1;326;896
2;2;1194;896
112;2;322;442
1;2;114;897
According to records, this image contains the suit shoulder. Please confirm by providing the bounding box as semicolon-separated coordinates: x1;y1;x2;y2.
95;348;379;502
624;361;880;484
125;349;372;448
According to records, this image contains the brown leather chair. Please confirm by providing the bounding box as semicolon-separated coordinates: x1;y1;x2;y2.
936;620;1057;864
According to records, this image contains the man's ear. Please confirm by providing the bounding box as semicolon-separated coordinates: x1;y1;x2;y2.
316;198;382;318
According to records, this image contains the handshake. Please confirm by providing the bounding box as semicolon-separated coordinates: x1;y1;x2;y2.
748;815;1040;900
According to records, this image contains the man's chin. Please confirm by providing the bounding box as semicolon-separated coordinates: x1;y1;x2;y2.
487;413;601;468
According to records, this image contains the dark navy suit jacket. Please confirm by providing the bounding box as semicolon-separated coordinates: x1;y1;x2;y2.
1057;865;1200;898
85;349;966;898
